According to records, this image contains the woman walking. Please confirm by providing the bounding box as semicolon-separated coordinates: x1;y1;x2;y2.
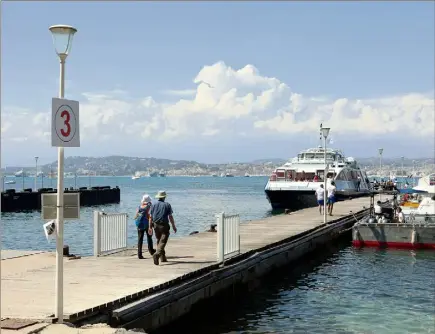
134;194;156;259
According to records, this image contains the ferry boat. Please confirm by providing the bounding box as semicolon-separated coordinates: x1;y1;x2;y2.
264;145;371;210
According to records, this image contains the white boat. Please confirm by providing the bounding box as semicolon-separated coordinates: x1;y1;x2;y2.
14;170;27;177
5;180;16;184
132;175;140;180
265;132;371;210
412;173;435;194
244;172;250;177
402;196;435;217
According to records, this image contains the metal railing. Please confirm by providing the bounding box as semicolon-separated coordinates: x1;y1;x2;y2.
94;211;128;256
216;212;240;263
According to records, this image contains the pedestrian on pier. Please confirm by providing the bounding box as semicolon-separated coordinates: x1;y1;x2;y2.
149;191;177;265
134;194;155;259
315;184;325;214
327;181;336;216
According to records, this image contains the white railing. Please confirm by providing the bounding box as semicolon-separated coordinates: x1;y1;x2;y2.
94;211;128;256
216;212;241;263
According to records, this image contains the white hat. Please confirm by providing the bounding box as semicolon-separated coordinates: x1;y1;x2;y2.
141;194;151;203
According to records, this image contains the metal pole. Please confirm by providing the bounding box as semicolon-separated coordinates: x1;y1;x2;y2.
35;156;39;191
42;174;44;188
323;136;327;224
379;152;382;201
401;156;404;177
55;55;66;323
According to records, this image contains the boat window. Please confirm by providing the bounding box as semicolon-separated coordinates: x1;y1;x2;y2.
430;176;435;186
335;170;347;181
305;153;315;159
276;169;286;178
296;172;315;180
286;170;296;179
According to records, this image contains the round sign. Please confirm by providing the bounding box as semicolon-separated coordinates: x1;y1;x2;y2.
54;104;77;143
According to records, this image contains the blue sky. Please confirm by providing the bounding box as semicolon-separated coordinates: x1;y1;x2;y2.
2;1;434;166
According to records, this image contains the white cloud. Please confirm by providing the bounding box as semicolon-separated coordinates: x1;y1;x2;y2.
2;61;434;149
162;89;196;97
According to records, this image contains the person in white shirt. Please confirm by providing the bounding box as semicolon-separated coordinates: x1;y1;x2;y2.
327;181;337;216
315;184;325;215
374;201;383;214
374;200;383;221
396;207;405;223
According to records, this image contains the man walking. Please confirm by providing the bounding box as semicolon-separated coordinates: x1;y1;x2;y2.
148;190;177;265
327;181;337;216
315;184;325;215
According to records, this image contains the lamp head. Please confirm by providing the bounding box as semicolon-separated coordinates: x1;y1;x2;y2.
378;148;383;155
321;127;330;139
49;25;77;57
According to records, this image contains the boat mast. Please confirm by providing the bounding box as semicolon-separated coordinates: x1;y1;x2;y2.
319;123;323;147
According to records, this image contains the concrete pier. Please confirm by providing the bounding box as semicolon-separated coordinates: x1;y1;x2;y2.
1;186;120;212
1;196;372;333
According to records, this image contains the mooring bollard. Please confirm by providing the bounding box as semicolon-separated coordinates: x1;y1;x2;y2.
63;245;69;257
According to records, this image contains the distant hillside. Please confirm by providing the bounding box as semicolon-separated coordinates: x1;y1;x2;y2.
2;155;432;176
249;158;287;165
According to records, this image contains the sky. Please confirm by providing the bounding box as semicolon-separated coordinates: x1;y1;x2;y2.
1;1;434;166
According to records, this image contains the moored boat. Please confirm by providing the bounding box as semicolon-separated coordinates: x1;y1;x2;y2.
264;129;371;210
352;193;435;249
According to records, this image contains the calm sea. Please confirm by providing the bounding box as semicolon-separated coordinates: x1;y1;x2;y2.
1;176;272;255
2;176;434;333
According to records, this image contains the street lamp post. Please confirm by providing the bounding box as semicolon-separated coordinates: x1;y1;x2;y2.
378;148;383;201
401;156;404;177
49;24;77;323
35;156;39;191
321;127;330;224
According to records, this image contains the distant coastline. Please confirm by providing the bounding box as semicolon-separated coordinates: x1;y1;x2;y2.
1;155;433;178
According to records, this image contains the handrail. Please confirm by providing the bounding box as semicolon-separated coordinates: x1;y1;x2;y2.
216;212;240;264
94;211;128;256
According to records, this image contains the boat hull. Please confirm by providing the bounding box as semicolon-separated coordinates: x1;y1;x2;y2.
264;189;367;211
352;222;435;250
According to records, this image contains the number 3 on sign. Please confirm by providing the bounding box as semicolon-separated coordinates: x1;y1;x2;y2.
51;98;80;148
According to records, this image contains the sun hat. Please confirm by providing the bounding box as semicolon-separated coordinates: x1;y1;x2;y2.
155;190;167;199
141;194;152;203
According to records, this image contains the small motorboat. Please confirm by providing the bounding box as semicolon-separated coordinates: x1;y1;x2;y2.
132;175;140;180
5;180;16;184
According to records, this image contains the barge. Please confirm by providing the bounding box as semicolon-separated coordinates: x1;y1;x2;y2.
1;186;121;212
352;192;435;249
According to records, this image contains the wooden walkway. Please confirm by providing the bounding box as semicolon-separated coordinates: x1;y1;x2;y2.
1;197;371;320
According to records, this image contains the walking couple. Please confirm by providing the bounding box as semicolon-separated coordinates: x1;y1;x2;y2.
134;190;177;265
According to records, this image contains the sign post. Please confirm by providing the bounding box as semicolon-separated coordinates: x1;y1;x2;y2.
51;97;80;323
